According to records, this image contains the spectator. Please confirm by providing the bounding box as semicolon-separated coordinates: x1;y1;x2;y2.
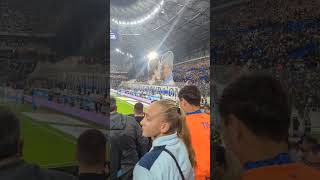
109;96;150;180
133;99;195;180
76;129;107;180
0;107;76;180
219;73;320;179
203;104;210;115
129;102;145;125
178;85;211;180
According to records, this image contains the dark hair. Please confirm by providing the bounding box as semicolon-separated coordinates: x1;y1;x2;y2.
77;129;106;165
134;102;144;114
178;85;201;106
0;107;20;160
219;73;291;142
110;96;117;112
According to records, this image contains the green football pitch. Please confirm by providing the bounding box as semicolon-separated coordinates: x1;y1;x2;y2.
1;101;77;168
0;96;135;168
115;97;135;115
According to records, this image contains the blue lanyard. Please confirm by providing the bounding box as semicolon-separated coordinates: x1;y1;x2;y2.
243;153;293;171
186;109;203;115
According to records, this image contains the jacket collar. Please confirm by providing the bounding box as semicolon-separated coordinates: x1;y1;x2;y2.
153;132;178;147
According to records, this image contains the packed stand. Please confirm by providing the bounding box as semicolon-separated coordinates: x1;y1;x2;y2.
212;4;320;120
173;57;210;97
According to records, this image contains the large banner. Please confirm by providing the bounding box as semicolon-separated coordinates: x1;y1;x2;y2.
148;51;175;86
124;83;180;101
141;84;179;99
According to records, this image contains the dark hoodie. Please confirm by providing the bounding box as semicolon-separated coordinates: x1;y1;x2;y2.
0;160;76;180
109;113;150;180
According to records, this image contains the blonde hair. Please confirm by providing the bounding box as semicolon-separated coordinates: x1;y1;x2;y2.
154;99;196;167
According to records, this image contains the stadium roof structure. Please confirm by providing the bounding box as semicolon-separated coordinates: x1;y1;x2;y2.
110;0;210;62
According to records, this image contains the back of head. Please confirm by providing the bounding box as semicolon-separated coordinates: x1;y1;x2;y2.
0;107;20;160
219;73;291;142
77;129;106;166
178;85;201;107
134;102;144;115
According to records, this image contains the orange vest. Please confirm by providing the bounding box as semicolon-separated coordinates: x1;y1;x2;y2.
243;163;320;180
186;112;210;180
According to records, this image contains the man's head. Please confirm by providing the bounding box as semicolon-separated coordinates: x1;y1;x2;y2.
134;102;144;116
178;85;201;112
0;107;22;161
203;104;210;115
110;96;117;113
76;129;106;167
219;73;291;161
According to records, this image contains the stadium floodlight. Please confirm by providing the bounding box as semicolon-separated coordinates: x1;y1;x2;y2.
115;48;120;52
147;52;158;60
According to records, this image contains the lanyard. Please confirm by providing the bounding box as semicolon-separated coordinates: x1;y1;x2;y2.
243;153;293;171
186;109;203;115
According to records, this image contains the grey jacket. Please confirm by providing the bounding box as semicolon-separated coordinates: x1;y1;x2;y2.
0;160;76;180
109;113;150;180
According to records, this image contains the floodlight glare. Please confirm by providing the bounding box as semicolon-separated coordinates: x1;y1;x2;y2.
147;52;158;60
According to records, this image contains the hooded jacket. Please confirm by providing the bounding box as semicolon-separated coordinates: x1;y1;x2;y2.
109;112;150;180
0;160;76;180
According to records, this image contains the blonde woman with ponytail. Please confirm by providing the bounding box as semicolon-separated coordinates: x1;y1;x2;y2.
133;99;195;180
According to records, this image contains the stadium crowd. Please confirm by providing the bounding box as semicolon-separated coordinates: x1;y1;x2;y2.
1;84;211;180
173;57;210;97
212;10;320;118
212;0;320;179
131;57;210;99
